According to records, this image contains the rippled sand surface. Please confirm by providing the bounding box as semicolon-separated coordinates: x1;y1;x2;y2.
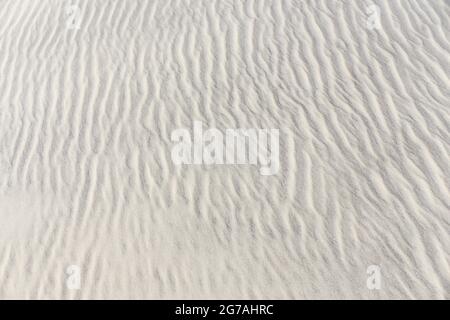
0;0;448;299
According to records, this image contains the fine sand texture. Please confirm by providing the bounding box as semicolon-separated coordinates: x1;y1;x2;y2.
0;0;449;299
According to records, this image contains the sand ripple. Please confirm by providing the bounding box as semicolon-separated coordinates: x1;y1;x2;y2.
0;0;448;299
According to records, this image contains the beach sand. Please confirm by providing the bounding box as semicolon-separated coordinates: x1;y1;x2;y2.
0;0;448;299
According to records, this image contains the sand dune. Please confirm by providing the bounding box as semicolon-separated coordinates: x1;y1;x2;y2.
0;0;448;299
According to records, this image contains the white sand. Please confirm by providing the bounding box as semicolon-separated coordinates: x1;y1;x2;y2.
0;0;448;299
